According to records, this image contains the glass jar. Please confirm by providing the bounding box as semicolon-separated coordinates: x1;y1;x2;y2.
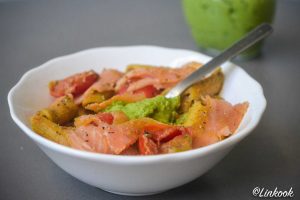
183;0;276;60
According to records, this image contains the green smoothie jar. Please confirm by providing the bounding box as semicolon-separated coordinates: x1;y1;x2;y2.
183;0;275;59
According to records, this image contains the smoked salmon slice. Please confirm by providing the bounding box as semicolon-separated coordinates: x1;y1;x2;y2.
69;120;141;154
115;63;200;95
191;96;249;148
82;69;123;97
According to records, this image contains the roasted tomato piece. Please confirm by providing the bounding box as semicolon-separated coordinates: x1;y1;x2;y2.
150;127;188;144
134;85;160;98
138;134;158;155
97;112;114;125
49;70;99;97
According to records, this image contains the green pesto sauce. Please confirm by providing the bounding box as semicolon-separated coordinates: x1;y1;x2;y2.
104;95;180;124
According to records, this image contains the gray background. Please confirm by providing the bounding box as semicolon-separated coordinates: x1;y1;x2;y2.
1;0;299;199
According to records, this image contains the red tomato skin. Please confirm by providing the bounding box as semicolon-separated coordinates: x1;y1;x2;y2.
97;113;114;125
151;127;186;144
49;70;99;97
134;85;159;98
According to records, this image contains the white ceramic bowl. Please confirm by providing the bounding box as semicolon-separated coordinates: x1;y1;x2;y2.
8;46;266;196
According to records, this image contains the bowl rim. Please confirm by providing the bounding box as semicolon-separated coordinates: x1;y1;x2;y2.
7;45;266;164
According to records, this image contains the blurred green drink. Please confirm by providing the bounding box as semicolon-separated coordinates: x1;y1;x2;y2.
183;0;276;60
